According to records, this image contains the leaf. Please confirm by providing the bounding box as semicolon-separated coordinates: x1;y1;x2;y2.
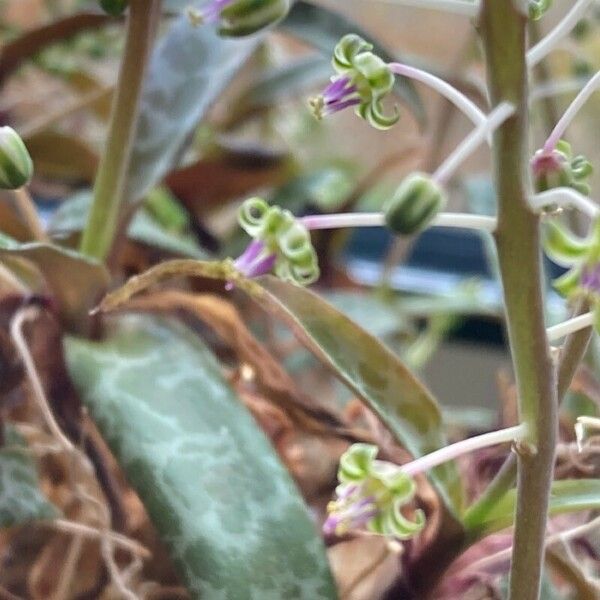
65;314;336;599
24;131;98;183
50;191;207;259
0;425;59;528
126;14;261;201
323;290;409;338
256;276;462;511
464;479;600;539
0;234;109;329
280;1;424;126
96;260;462;513
0;13;112;84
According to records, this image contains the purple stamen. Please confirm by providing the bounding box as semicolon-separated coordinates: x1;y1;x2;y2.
244;253;276;278
233;240;265;271
311;76;360;120
582;264;600;294
199;0;233;23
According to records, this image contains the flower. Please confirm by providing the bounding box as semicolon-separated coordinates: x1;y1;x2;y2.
323;444;425;539
309;34;399;130
0;127;33;191
531;140;593;196
187;0;290;37
544;218;600;299
235;197;319;285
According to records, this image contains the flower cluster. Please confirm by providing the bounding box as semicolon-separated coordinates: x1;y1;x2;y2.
323;444;425;539
544;218;600;299
236;197;319;285
532;140;593;196
188;0;290;37
309;34;399;130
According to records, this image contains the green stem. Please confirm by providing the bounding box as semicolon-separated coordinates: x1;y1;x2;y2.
79;0;161;261
481;3;557;600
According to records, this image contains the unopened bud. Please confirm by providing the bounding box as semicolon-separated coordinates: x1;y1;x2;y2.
529;0;552;20
0;127;33;190
99;0;129;16
384;173;446;235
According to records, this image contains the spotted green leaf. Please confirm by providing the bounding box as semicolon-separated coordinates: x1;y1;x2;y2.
0;425;59;528
65;315;336;599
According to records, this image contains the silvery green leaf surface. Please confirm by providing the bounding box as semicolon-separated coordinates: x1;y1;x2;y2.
65;315;336;599
0;426;59;528
126;16;261;201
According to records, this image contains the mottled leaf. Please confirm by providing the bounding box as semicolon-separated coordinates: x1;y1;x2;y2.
464;479;600;539
96;260;462;513
65;315;336;599
0;425;59;528
280;1;424;126
126;15;261;201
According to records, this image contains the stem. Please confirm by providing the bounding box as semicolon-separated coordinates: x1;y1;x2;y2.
529;188;600;219
432;102;514;185
544;70;600;151
481;3;557;600
400;424;527;477
546;311;594;343
557;299;593;400
389;63;487;130
301;212;496;232
79;0;160;261
527;0;595;68
12;188;48;242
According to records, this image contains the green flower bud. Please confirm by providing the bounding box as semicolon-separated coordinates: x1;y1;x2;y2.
532;140;593;196
99;0;129;16
190;0;291;37
384;173;446;235
529;0;552;20
0;127;34;190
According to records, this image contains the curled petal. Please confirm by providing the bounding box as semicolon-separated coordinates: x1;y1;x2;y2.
333;33;373;73
339;443;378;483
239;197;270;236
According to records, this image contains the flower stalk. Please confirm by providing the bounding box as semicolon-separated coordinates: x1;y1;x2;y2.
543;70;600;152
481;2;558;599
79;0;161;261
388;63;487;130
546;311;594;343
